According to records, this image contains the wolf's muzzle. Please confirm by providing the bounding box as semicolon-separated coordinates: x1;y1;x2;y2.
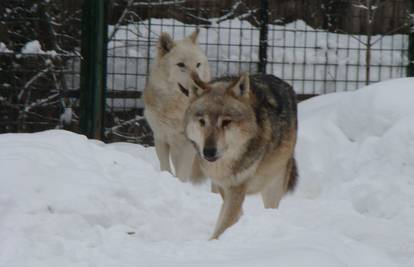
203;147;218;162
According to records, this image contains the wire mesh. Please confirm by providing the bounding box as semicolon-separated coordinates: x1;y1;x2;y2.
0;0;81;133
0;0;411;144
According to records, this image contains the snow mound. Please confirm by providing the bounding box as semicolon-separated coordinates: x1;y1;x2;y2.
0;42;12;53
20;40;57;56
296;78;414;266
335;78;414;142
1;78;414;266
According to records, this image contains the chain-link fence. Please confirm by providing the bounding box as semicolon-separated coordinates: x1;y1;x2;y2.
1;0;413;144
0;0;81;133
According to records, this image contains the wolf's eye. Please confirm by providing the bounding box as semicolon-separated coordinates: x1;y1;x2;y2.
222;119;232;127
177;62;185;68
199;118;205;126
196;62;201;68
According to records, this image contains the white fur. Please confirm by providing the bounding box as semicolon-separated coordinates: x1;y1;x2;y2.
144;31;210;181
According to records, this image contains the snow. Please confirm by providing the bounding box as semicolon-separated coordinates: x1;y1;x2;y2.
20;40;57;56
1;78;414;266
0;42;12;53
59;107;73;126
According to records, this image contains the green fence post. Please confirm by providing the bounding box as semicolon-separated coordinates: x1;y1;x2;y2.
408;0;414;77
258;0;269;74
79;0;108;140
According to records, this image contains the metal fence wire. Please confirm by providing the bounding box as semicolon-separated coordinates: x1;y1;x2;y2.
1;0;413;144
0;0;81;133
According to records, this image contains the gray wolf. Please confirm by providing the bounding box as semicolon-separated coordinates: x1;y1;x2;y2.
143;29;211;181
183;72;298;239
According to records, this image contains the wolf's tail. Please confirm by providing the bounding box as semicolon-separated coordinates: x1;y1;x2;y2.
287;157;298;192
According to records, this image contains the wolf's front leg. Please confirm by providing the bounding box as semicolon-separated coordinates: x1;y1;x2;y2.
154;138;171;173
189;155;207;184
210;184;246;240
170;142;195;182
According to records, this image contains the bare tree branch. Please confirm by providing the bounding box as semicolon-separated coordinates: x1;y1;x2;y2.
108;0;135;42
18;67;51;101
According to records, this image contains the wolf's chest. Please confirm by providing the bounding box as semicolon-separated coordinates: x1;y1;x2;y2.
202;159;259;189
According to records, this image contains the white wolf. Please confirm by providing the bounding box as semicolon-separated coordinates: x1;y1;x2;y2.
143;29;211;181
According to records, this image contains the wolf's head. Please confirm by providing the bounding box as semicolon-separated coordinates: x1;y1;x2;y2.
184;73;258;163
154;29;210;94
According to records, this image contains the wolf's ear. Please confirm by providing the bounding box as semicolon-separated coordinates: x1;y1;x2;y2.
177;82;204;99
190;83;205;99
229;73;250;99
179;71;210;99
189;71;211;99
188;28;200;44
157;32;175;57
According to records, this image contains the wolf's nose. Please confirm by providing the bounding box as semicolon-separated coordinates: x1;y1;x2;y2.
203;147;217;161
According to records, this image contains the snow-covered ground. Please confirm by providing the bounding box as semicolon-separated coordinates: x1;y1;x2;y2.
1;78;413;267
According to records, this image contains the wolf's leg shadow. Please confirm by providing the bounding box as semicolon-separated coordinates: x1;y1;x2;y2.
154;138;171;173
210;185;246;240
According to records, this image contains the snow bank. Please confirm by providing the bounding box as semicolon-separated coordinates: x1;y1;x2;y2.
1;78;414;266
296;78;414;266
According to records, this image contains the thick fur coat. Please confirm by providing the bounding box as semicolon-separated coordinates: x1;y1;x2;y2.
143;30;210;181
184;73;298;239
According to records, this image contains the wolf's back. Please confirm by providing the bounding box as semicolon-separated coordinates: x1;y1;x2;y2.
249;74;297;145
250;74;297;116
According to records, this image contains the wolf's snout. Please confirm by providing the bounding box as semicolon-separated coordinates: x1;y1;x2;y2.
203;147;218;162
